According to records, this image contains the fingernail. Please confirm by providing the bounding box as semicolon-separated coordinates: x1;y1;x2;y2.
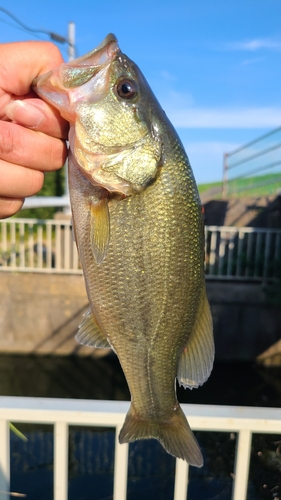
5;100;44;128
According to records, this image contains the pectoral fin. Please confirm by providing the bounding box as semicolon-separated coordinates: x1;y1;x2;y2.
90;194;110;264
177;290;214;389
75;309;111;348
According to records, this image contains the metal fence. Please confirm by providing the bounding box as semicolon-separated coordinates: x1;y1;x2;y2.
223;126;281;197
0;397;280;500
1;218;281;280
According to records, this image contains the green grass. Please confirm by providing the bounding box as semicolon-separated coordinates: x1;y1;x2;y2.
197;181;222;195
198;172;281;198
18;169;66;219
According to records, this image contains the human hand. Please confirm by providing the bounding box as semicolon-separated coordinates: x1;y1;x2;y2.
0;41;69;219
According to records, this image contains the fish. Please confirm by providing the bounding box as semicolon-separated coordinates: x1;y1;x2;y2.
33;34;214;467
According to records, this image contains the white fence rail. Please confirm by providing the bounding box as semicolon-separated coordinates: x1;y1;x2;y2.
0;218;80;274
0;397;280;500
1;218;281;279
205;225;281;280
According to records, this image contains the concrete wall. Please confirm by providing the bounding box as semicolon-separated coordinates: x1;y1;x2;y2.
208;281;281;360
0;273;91;356
0;273;280;360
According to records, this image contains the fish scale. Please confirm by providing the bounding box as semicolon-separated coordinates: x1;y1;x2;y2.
33;33;214;466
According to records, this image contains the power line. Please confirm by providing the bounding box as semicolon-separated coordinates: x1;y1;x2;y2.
0;16;47;41
0;6;75;53
0;6;50;34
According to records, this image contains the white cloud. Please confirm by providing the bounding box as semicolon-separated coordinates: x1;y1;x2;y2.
160;70;177;81
226;37;281;52
187;141;240;156
183;141;240;183
241;57;264;66
160;89;194;108
165;106;281;129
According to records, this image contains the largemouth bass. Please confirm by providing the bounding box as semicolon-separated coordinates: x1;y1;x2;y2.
33;34;214;467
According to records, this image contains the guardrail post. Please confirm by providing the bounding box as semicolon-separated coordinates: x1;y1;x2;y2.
0;420;10;500
174;459;189;500
54;422;69;500
113;426;129;500
232;429;252;500
222;153;228;198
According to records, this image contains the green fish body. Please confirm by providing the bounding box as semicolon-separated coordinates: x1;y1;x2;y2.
33;34;214;466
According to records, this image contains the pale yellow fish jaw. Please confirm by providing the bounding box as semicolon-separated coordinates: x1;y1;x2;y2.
69;130;134;196
73;135;162;196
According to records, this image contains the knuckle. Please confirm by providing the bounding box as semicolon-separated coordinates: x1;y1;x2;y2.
48;139;67;170
0;124;17;159
39;42;64;71
26;169;44;195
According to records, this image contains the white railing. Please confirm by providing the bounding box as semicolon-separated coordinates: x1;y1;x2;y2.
0;218;80;274
1;218;281;279
0;397;280;500
205;225;281;279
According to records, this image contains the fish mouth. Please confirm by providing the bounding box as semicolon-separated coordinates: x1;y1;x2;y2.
32;33;120;121
66;33;118;70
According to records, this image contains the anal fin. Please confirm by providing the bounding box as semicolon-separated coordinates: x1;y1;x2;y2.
75;309;111;349
177;289;214;389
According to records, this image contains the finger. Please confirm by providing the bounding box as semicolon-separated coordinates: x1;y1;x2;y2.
0;196;24;220
0;121;67;171
5;97;69;139
0;41;65;96
0;160;44;198
0;42;68;140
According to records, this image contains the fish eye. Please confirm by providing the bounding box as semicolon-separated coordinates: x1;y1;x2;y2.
116;79;138;100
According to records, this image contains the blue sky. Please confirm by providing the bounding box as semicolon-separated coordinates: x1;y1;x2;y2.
0;0;281;184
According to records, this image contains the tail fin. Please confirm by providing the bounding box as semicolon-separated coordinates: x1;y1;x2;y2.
119;404;203;467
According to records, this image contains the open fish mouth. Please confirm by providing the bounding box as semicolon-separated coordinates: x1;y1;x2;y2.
32;34;119;121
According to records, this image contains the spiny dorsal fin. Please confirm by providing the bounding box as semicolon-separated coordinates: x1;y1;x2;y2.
90;195;110;264
75;309;111;348
177;290;214;389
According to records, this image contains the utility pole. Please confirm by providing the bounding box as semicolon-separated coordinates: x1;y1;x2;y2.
68;22;75;62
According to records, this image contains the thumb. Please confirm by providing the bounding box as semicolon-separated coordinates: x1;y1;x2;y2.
5;98;69;138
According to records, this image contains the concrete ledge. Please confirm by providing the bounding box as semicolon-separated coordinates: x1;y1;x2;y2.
0;273;280;360
0;273;92;356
